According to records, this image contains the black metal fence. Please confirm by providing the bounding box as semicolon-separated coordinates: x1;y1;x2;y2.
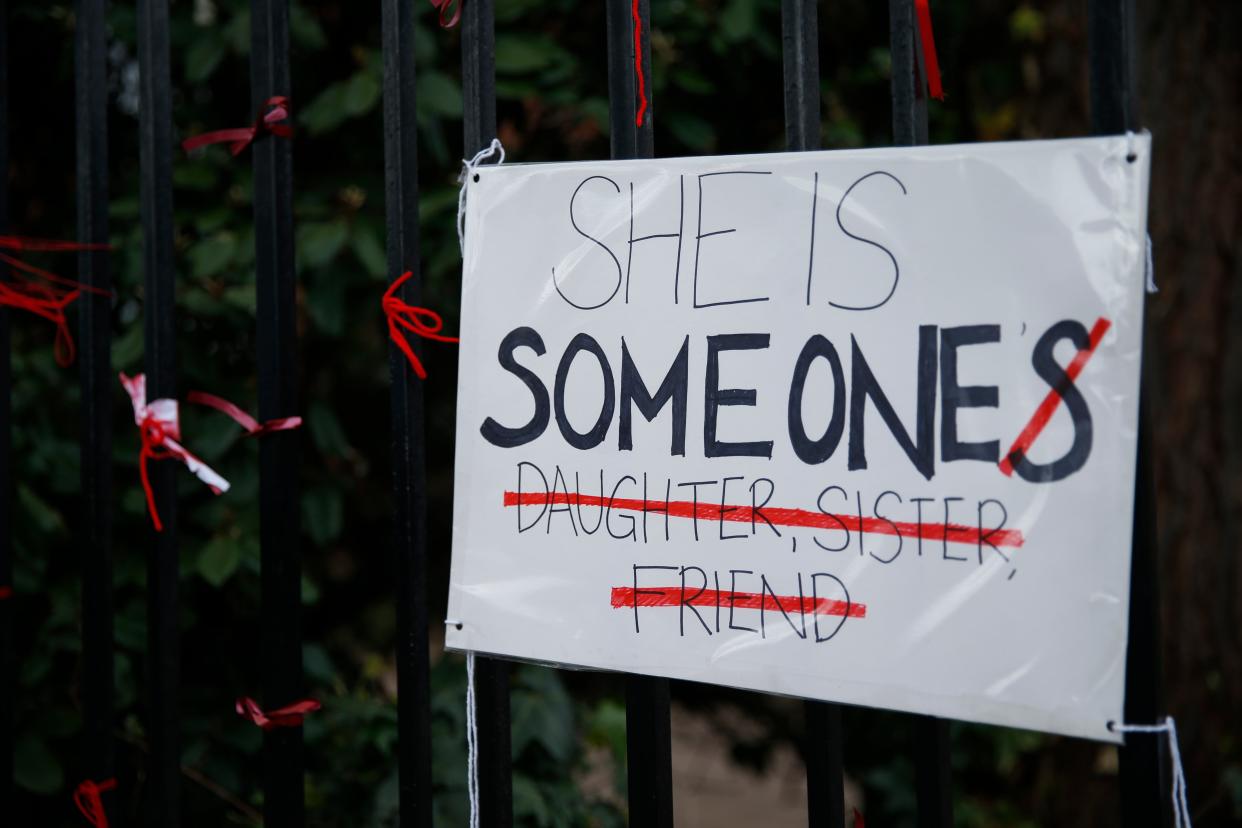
0;0;1166;825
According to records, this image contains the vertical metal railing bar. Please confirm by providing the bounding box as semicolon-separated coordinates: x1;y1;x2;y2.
460;1;514;823
888;2;951;825
136;0;180;823
250;0;305;824
780;0;820;153
779;3;846;825
75;0;115;816
606;0;654;161
379;1;433;825
912;715;952;827
887;0;927;148
1088;2;1165;825
803;702;844;828
604;1;673;825
0;0;12;812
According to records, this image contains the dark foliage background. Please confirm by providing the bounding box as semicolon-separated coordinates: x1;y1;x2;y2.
4;0;1239;825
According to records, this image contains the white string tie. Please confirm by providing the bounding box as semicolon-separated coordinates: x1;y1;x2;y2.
1146;233;1158;293
458;138;506;255
1112;716;1191;828
465;650;479;828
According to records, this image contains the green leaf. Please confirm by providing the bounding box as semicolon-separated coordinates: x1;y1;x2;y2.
224;8;251;54
720;0;757;41
344;71;382;117
14;734;62;795
511;668;574;762
197;536;241;586
290;2;327;49
351;225;387;278
672;67;715;95
512;774;550;825
303;643;336;685
301;82;351;135
306;402;351;457
495;35;552;73
189;232;238;278
299;221;349;267
418;72;462;117
306;280;346;336
665;111;716;152
174;163;220;191
17;484;65;535
185;34;226;83
302;487;343;545
222;284;257;313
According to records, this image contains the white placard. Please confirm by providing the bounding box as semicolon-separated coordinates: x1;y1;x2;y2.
446;135;1151;742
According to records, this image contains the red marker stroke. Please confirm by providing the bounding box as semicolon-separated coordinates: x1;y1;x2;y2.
504;490;1024;549
611;586;866;618
999;317;1111;477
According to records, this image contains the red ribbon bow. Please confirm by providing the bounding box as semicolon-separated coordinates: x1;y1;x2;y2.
429;0;462;28
0;585;12;600
0;237;112;367
382;270;459;380
121;373;230;532
182;96;293;157
914;0;945;101
73;778;117;828
236;696;321;730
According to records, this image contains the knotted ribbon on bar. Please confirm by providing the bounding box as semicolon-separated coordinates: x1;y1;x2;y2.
235;696;321;730
0;585;12;600
121;373;230;532
382;270;459;380
0;237;113;367
181;96;293;157
914;0;945;101
429;0;462;28
73;778;116;828
186;391;303;436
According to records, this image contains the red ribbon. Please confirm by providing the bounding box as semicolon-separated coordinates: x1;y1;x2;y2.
632;0;648;127
0;238;113;367
429;0;462;28
121;373;231;532
853;807;865;828
0;585;12;600
182;96;293;157
382;270;459;380
186;391;303;436
73;778;117;828
236;696;321;730
914;0;945;101
0;235;111;253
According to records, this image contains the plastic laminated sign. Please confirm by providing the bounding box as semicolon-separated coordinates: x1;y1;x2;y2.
445;134;1152;743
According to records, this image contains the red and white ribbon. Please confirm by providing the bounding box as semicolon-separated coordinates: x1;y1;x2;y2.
186;391;302;436
121;373;229;532
235;696;321;730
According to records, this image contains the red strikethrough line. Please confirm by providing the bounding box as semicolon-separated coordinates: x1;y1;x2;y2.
610;586;867;618
503;490;1024;548
999;317;1111;476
